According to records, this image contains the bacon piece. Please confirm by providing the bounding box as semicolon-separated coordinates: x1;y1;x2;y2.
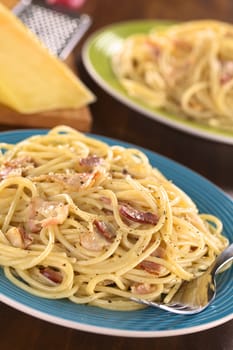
55;173;88;189
119;204;158;225
93;220;116;242
32;171;99;191
138;260;161;274
39;267;63;284
0;166;22;180
100;197;113;215
0;157;36;180
172;39;192;51
145;39;161;58
131;283;154;294
80;231;109;251
3;156;35;168
151;246;166;258
100;196;112;205
26;198;43;233
79;155;102;168
41;203;69;228
5;226;32;249
27;198;69;231
26;220;41;233
220;61;233;84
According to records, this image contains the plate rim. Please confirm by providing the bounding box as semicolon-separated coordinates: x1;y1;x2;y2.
1;293;233;338
0;128;232;338
82;19;233;146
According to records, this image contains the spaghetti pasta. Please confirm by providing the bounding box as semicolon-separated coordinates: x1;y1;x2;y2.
112;20;233;131
0;126;228;310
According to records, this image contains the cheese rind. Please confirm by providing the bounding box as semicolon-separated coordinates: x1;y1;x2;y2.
0;3;95;113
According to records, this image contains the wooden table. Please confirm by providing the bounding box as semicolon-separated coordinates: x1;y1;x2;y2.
0;0;233;349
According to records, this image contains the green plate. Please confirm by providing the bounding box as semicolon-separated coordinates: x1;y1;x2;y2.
82;20;233;145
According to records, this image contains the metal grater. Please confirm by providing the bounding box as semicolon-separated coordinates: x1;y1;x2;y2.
13;0;92;60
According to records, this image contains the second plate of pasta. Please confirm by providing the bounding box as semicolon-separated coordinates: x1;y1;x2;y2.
82;20;233;145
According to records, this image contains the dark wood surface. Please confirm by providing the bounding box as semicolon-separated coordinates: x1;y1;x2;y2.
0;0;232;349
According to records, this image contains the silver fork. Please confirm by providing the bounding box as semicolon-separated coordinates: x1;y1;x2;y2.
130;243;233;314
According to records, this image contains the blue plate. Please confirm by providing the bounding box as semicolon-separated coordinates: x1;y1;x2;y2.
0;129;232;337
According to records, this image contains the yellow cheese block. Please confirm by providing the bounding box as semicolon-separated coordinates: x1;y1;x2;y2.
0;3;95;113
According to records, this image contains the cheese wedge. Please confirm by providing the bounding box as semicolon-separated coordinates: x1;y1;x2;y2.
0;3;95;114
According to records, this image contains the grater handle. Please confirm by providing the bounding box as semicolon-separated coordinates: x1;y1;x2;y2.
12;0;92;60
13;0;32;15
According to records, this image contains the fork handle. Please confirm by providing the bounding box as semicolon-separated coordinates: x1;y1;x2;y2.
213;243;233;275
